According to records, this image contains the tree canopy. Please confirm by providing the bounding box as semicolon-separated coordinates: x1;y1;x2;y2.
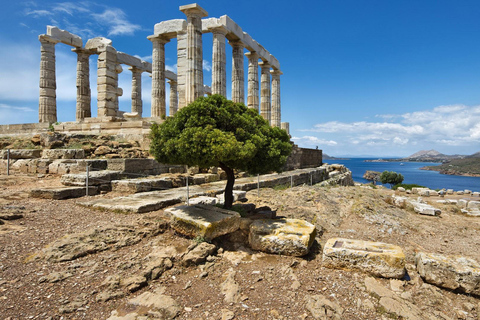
150;95;292;208
380;170;404;188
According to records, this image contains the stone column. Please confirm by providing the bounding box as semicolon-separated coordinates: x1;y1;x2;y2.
177;30;187;109
231;41;245;104
180;4;208;105
245;51;259;111
281;122;290;135
38;35;59;123
130;67;143;116
149;36;169;118
73;48;92;121
97;45;121;117
270;69;282;127
211;27;228;97
259;61;271;124
168;80;178;116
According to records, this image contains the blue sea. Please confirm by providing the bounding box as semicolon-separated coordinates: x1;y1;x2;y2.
325;158;480;191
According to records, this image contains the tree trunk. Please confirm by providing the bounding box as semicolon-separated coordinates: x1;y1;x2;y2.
219;162;235;209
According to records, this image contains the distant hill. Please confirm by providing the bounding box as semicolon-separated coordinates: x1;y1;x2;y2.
420;151;480;177
403;149;464;162
406;149;444;159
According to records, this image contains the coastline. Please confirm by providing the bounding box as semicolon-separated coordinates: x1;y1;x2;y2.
419;166;480;178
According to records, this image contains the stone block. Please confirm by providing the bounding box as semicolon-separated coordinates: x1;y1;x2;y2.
217;190;247;205
249;219;316;257
42;149;84;159
47;26;82;47
397;187;406;192
322;238;405;279
111;177;172;193
457;191;464;195
457;199;468;209
30;186;98;199
412;202;441;216
467;201;480;210
188;196;218;206
1;149;42;159
465;190;472;194
153;19;186;38
61;170;122;186
164;204;240;241
415;252;480;295
447;189;454;194
473;192;480;197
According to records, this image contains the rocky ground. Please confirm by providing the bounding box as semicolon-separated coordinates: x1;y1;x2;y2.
1;174;480;320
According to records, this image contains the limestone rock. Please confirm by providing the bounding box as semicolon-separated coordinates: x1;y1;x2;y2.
410;201;441;216
221;268;240;303
164;204;241;240
39;132;67;149
304;294;343;320
61;170;122;186
217;190;247;204
322;238;405;279
42;149;84;159
94;145;112;156
249;218;316;256
182;242;216;266
188;196;218;205
415;252;480;295
1;149;42;159
30;186;98;199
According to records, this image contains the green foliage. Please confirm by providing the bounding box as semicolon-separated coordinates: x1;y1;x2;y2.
392;183;425;190
380;171;404;188
150;95;292;174
194;235;206;243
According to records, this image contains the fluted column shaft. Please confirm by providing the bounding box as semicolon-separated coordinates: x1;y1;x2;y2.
168;80;178;116
39;35;59;123
231;41;245;104
177;31;187;109
211;28;227;97
259;62;271;124
73;48;92;121
245;52;259;111
181;4;208;105
270;70;282;127
97;45;122;117
130;67;143;116
149;36;169;118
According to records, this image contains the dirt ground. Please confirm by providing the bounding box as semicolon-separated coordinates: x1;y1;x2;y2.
1;174;480;320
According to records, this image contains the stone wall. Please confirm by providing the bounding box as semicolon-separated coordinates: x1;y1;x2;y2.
284;145;323;171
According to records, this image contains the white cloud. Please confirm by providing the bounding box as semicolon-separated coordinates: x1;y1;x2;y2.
291;136;337;147
0;103;36;125
203;60;212;72
25;10;53;17
166;64;177;73
92;8;142;37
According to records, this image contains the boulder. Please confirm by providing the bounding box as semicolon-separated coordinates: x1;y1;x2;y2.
249;218;316;257
164;204;241;240
304;294;343;320
182;242;217;266
322;238;405;279
415;252;480;295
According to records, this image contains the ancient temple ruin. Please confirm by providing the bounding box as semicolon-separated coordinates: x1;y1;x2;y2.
36;3;289;134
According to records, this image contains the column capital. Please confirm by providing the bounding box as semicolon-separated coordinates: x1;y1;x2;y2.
71;47;95;55
210;26;228;36
128;66;143;73
39;34;60;45
229;40;244;48
259;61;271;70
147;35;170;44
179;3;208;18
270;69;283;76
245;51;259;60
167;79;178;85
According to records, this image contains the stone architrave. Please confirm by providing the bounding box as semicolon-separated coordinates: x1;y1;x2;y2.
97;45;121;117
230;41;245;104
39;35;59;123
211;27;228;97
177;30;187;109
259;61;271;123
168;80;178;116
149;36;170;118
180;4;208;105
130;67;143;116
270;69;282;127
245;51;259;111
72;48;92;121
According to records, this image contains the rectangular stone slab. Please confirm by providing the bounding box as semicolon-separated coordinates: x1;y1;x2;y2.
164;204;240;240
30;186;98;199
249;218;316;257
322;238;405;279
415;252;480;295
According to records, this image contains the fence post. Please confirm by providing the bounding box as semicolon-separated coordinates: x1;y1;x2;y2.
85;165;89;196
6;149;10;176
291;175;293;188
257;174;260;197
186;175;190;206
310;173;313;186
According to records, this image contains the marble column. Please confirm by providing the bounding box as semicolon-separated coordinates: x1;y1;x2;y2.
149;36;169;118
231;41;245;104
130;67;143;116
38;35;59;123
72;48;92;121
168;80;178;116
270;69;282;127
259;61;271;124
245;51;259;111
97;45;121;117
281;122;290;135
211;27;227;97
177;30;187;109
180;4;208;105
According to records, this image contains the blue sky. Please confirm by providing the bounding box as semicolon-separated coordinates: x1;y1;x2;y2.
1;0;480;157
